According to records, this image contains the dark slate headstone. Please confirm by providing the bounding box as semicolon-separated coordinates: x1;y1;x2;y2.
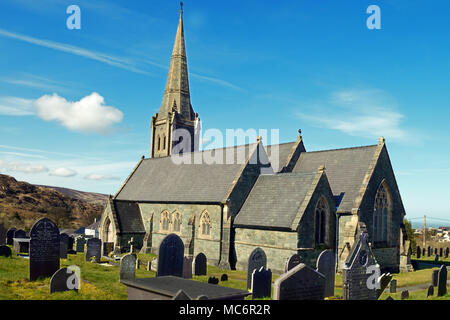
251;266;272;299
434;248;438;255
432;270;439;286
422;248;426;257
193;252;207;276
427;285;434;297
389;279;397;293
157;234;184;277
437;265;448;297
68;236;74;251
445;247;449;259
285;253;303;272
86;238;102;263
401;290;409;300
67;249;76;255
0;224;6;245
416;246;421;259
59;233;69;259
208;276;219;285
273;263;325;300
29;218;60;281
246;247;267;290
6;227;16;245
220;274;228;282
427;246;431;257
50;267;80;293
0;245;12;257
439;248;443;257
14;229;27;239
75;237;86;253
342;232;378;300
120;253;137;281
316;249;336;297
182;256;193;279
434;254;439;262
385;296;394;300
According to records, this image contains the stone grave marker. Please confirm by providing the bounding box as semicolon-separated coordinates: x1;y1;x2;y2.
427;246;431;257
172;289;191;300
221;274;228;282
182;256;193;279
157;233;184;277
6;227;16;245
437;265;447;297
68;236;74;251
251;266;272;299
416;246;421;259
208;276;219;285
0;245;12;257
13;238;29;254
427;285;434;297
432;270;439;286
0;224;6;245
193;252;207;276
401;290;409;300
246;247;267;290
59;233;69;259
439;248;443;257
389;279;397;293
284;253;303;272
86;238;102;263
29;218;60;281
385;296;394;300
14;229;27;239
422;248;426;257
342;232;378;300
120;253;137;281
75;237;86;253
445;247;449;258
434;248;438;255
316;249;336;297
273;263;325;300
434;254;439;262
50;267;80;293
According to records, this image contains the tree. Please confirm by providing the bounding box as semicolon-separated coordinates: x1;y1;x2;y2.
403;218;417;253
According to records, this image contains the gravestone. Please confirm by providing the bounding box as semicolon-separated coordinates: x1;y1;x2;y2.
434;254;439;262
251;267;272;299
284;253;303;272
246;247;267;290
221;274;228;282
75;237;86;253
385;296;394;300
432;270;439;286
0;224;6;245
68;249;76;255
427;285;434;297
273;263;325;300
14;229;27;239
427;246;431;257
6;227;16;245
50;267;79;293
86;238;102;263
416;246;421;259
13;238;29;254
172;290;192;300
182;256;193;279
342;232;378;300
68;236;74;251
208;276;219;285
422;248;426;257
0;245;12;257
389;279;397;293
316;249;336;297
437;265;448;297
445;247;449;258
193;252;207;276
434;248;438;255
120;253;137;281
59;233;69;259
29;218;60;281
401;290;409;300
439;248;443;257
157;234;184;277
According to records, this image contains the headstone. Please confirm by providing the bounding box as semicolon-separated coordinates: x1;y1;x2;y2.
86;238;102;263
416;246;421;259
59;233;69;259
246;247;267;289
221;274;228;282
6;227;16;245
445;247;449;259
50;267;79;293
120;253;137;281
157;233;184;277
422;248;426;257
376;273;393;299
439;248;443;257
437;265;448;297
208;277;219;285
196;295;209;300
67;249;76;255
0;245;12;257
75;237;86;253
14;229;27;239
401;290;409;300
427;246;431;257
342;232;378;300
182;256;193;279
284;253;303;272
434;248;438;255
316;249;336;297
13;238;29;253
389;279;397;293
434;254;439;262
193;252;207;276
251;266;272;299
29;218;60;281
68;236;74;251
172;289;191;300
432;270;439;286
427;285;434;297
273;263;325;300
385;296;394;300
0;224;6;245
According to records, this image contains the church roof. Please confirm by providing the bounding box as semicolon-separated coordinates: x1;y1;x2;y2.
234;172;321;230
113;201;145;234
293;145;378;213
265;142;296;172
115;143;262;204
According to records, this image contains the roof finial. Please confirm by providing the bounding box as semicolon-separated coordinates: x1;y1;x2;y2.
180;1;184;13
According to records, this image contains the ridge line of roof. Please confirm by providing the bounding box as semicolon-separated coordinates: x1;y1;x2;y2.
302;144;377;154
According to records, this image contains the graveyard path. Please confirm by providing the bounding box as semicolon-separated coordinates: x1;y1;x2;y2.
398;279;450;293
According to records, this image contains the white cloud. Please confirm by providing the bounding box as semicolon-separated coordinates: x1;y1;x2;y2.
0;96;34;116
33;92;123;134
84;173;120;181
0;159;49;173
49;167;77;177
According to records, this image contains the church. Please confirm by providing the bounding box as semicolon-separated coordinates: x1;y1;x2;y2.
98;6;406;274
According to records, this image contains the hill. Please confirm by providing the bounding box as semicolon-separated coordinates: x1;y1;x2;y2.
0;174;107;231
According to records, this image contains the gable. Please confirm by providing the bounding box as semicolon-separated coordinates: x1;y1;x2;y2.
265;138;305;173
114;201;145;234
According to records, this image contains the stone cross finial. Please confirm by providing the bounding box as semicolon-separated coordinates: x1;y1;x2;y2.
128;237;135;253
378;136;385;145
318;165;325;173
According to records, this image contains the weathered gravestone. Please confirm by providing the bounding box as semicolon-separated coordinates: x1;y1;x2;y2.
0;245;12;257
316;249;336;297
29;218;60;281
221;274;228;282
416;246;421;259
432;270;439;286
427;246;431;257
75;237;86;253
86;238;102;263
246;247;267;290
427;285;434;297
59;233;69;259
0;223;6;245
401;290;409;300
14;229;27;239
251;266;272;299
208;276;219;285
68;236;74;251
284;253;303;272
273;263;325;300
389;279;397;293
422;248;426;257
120;253;137;281
434;248;438;255
182;256;193;279
385;296;394;300
193;252;207;276
342;232;378;300
439;248;443;257
157;233;184;277
50;267;80;293
6;227;16;245
437;265;448;297
434;254;439;262
13;238;29;254
445;247;450;259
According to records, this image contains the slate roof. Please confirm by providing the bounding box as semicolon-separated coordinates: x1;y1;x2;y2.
86;220;99;230
265;142;297;172
114;201;145;234
115;144;259;203
234;172;318;230
293;145;377;213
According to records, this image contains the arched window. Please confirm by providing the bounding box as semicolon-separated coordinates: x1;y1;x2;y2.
315;197;328;245
157;135;161;151
373;181;391;243
163;136;166;150
172;211;181;233
200;211;211;237
161;211;170;232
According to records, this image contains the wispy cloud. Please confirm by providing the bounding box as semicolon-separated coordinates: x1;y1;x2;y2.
84;173;120;181
0;73;71;92
0;96;34;116
0;159;49;174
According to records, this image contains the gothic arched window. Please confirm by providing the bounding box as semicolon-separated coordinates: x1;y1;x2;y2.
163;136;167;150
373;181;391;243
172;211;181;233
161;211;170;232
157;136;161;151
200;211;211;237
315;197;328;245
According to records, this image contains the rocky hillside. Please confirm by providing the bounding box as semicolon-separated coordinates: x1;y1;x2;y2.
0;174;108;231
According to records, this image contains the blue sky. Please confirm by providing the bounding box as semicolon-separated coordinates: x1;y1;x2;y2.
0;0;449;223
